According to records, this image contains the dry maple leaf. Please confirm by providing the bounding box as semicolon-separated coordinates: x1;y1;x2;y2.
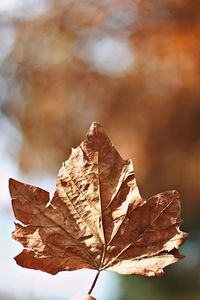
9;122;187;295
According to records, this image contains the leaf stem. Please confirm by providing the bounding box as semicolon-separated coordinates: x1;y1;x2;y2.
88;270;101;295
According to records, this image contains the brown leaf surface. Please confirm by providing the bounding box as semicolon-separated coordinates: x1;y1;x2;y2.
9;122;188;276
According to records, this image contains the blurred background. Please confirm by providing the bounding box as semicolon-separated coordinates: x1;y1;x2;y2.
0;0;200;299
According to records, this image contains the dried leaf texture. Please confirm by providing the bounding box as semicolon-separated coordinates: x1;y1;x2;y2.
9;122;187;276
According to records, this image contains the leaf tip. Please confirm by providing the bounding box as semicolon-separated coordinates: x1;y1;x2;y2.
9;178;18;193
88;122;104;136
9;177;15;186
